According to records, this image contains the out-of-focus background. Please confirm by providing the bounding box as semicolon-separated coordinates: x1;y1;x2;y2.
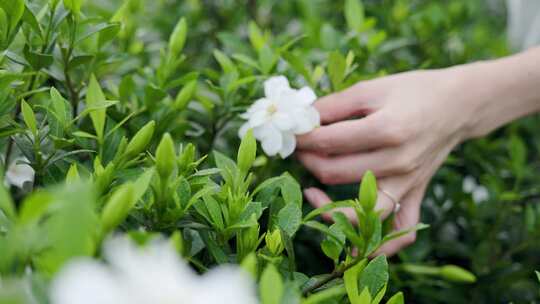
10;0;540;302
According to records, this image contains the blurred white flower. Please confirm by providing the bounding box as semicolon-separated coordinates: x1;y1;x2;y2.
472;186;489;203
4;157;34;189
462;176;489;203
239;76;320;158
51;237;257;304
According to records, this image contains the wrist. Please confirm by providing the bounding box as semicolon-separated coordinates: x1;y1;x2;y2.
444;48;540;141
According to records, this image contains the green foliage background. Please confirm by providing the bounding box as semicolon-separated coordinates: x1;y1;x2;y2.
0;0;539;303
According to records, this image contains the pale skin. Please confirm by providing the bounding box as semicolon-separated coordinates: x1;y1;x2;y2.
296;46;540;256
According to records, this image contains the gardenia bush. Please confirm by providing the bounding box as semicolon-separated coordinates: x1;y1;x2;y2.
0;0;539;303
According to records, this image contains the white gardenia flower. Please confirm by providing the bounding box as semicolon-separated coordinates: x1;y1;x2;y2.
50;237;258;304
239;76;320;158
4;157;34;189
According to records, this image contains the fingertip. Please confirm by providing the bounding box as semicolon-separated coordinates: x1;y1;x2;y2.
303;187;331;208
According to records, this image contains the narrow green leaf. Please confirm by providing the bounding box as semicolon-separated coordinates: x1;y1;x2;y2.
303;200;356;222
386;292;404;304
344;0;365;32
344;258;368;302
86;75;107;142
21;100;37;136
248;21;266;51
328;51;346;91
203;195;224;230
260;264;283;304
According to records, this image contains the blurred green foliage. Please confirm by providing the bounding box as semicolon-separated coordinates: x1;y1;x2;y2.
0;0;538;303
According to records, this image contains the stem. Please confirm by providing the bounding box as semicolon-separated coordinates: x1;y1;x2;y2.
302;257;364;296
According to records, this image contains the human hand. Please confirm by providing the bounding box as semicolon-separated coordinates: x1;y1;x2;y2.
297;68;477;256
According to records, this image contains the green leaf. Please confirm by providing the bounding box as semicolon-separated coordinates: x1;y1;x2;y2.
303;199;355;222
22;5;42;38
214;151;238;186
0;0;24;33
65;164;79;183
63;0;83;15
133;168;154;201
328;51;346;91
277;203;302;236
386;292;404;304
48;87;70;137
237;129;256;173
86;75;107;142
101;183;136;234
21;100;37;137
380;223;429;245
69;55;94;70
213;50;237;74
248;21;266;52
359;170;377;211
23;47;53;70
344;0;365;32
358;255;388;298
18;191;55;225
280;173;302;207
344;258;368;302
260;264;283;304
357;287;372;304
98;22;121;48
302;285;347;304
203;195;224;230
535;271;540;283
258;44;277;74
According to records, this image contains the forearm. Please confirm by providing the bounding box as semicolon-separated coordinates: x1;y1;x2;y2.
451;46;540;139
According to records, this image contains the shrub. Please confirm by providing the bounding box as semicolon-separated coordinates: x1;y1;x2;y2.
0;0;538;303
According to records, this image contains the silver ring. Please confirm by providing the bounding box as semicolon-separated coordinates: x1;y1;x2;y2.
380;188;401;213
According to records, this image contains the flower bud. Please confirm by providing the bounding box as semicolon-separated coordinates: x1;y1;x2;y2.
168;18;187;57
156;133;176;180
178;143;195;174
174;81;197;111
125;121;156;158
101;183;135;234
439;265;476;283
265;229;284;256
359;170;377;211
95;162;116;195
237;129;256;174
237;219;259;261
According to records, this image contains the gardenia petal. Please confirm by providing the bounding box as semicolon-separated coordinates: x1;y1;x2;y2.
246;98;272;114
279;132;296;158
294;87;317;106
264;76;291;100
259;125;283;156
238;123;251;138
5;158;34;189
50;260;125;304
193;265;258;304
247;110;270;128
292;107;320;134
271;112;295;131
